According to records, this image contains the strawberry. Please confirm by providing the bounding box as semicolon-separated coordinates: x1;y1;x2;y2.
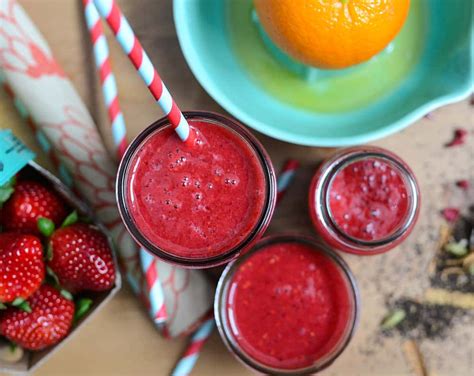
0;233;45;304
48;224;115;293
1;180;67;235
0;285;74;350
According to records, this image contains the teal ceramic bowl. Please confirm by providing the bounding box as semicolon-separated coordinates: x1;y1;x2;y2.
174;0;473;147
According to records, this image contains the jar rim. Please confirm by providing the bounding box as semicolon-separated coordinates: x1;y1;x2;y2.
314;147;420;250
116;111;276;268
214;234;360;375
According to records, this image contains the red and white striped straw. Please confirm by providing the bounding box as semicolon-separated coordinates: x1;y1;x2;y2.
140;248;167;324
92;0;191;143
83;0;168;326
276;159;300;203
83;0;128;159
171;315;215;376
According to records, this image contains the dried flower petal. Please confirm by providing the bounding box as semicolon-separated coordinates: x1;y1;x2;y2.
441;207;460;222
455;180;470;190
445;128;468;147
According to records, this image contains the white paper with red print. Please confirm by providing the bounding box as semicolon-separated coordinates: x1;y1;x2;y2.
0;0;213;338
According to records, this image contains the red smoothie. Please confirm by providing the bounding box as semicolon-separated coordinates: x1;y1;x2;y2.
218;237;358;372
309;147;420;255
120;113;275;266
328;158;409;241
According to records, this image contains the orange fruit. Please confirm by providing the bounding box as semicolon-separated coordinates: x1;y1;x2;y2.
254;0;410;69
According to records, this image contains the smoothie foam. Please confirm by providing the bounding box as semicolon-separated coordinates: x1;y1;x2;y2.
125;119;267;259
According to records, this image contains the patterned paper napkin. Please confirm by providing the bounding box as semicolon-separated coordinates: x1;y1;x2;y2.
0;0;213;338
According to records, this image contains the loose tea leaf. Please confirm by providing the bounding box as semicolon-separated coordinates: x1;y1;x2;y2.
383;299;464;338
444;239;469;257
381;309;406;330
440;267;465;282
463;253;474;275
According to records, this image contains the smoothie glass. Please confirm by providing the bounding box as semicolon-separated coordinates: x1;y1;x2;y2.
116;111;276;268
215;235;359;375
309;146;420;255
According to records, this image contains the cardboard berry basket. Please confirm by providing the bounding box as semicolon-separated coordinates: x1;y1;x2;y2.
0;161;122;375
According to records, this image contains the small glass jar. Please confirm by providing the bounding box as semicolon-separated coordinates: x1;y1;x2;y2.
309;146;420;255
116;111;276;268
215;234;359;375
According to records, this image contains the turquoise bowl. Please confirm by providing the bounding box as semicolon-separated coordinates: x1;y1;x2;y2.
174;0;473;147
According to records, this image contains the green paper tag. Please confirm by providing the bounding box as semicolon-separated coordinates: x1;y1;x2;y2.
0;129;35;186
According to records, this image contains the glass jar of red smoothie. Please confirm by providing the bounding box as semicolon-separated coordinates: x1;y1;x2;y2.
116;111;276;268
309;146;420;255
215;235;359;375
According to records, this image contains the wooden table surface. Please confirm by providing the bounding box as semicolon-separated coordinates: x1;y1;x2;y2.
0;1;472;375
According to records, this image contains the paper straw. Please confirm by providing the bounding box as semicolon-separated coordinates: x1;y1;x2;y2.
171;316;215;376
92;0;191;143
0;70;73;186
140;248;167;324
276;159;300;203
83;0;128;159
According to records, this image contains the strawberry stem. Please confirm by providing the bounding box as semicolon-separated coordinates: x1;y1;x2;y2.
61;210;78;228
46;243;54;261
11;298;31;313
60;289;73;301
46;266;60;286
0;302;6;310
38;217;55;237
0;176;16;208
74;298;93;323
8;342;17;353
